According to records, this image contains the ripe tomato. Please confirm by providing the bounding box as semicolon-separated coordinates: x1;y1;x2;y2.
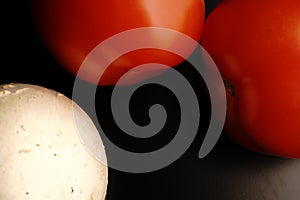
30;0;205;85
201;0;300;158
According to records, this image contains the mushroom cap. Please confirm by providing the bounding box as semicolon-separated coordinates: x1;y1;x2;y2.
0;83;108;200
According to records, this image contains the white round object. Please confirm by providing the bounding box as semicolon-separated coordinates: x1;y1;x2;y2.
0;83;108;200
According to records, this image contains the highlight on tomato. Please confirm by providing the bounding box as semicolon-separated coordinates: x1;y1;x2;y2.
201;0;300;158
30;0;205;85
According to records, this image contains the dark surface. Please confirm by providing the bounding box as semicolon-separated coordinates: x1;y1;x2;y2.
2;0;300;200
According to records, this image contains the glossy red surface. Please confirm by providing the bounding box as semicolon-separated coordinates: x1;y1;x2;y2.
31;0;205;85
201;0;300;158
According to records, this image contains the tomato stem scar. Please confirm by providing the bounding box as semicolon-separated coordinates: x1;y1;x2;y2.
224;80;235;97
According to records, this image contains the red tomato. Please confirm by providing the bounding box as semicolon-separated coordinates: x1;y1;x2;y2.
201;0;300;158
30;0;205;85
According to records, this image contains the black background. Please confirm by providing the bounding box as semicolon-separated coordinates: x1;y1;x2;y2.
2;0;293;200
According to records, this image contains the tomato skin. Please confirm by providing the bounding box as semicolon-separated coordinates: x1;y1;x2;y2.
30;0;205;85
201;0;300;158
